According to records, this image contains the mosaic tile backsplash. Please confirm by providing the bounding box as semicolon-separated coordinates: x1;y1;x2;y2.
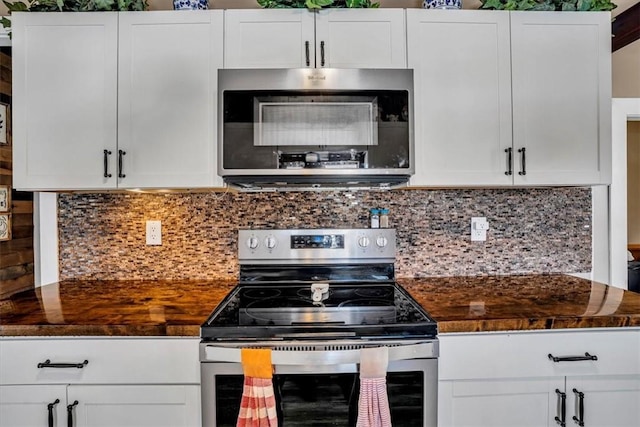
58;188;592;280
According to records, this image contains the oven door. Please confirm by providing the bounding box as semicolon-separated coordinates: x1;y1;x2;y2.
200;343;437;427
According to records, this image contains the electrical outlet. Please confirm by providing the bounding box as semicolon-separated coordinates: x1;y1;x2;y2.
471;217;489;242
146;220;162;246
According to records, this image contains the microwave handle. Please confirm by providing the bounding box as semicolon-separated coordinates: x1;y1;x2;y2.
203;342;436;365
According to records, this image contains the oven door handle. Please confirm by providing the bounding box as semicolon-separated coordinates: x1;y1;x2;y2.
203;342;437;365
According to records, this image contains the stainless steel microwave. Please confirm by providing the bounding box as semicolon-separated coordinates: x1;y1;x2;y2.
218;68;414;191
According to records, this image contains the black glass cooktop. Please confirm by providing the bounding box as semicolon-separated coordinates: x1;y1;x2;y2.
201;282;437;341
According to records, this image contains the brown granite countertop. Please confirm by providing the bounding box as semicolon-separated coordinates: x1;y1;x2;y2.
1;275;639;337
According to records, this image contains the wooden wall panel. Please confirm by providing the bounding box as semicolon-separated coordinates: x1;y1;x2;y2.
0;47;35;298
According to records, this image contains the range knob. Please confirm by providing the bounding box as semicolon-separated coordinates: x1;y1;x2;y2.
376;236;388;248
246;236;259;249
265;236;277;249
358;236;370;248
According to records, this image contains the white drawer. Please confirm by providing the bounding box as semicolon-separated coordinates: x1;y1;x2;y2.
0;337;200;385
439;328;640;380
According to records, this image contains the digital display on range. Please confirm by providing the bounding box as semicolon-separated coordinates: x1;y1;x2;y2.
291;234;344;249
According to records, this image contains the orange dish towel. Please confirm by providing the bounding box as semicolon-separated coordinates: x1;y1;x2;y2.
356;347;392;427
237;348;278;427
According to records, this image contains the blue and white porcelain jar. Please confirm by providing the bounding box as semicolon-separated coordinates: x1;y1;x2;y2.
423;0;462;8
173;0;208;9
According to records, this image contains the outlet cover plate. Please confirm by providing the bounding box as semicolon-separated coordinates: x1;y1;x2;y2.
146;220;162;245
471;217;488;242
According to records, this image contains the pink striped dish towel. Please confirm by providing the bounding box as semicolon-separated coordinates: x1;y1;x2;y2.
236;348;278;427
356;346;392;427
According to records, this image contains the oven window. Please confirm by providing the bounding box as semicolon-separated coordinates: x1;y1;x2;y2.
215;372;424;426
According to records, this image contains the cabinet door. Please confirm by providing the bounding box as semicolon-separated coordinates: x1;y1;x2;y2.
315;9;406;68
11;12;118;190
438;378;564;427
511;11;611;186
68;385;200;427
567;375;640;427
224;9;315;68
118;11;224;189
407;10;513;187
0;385;66;427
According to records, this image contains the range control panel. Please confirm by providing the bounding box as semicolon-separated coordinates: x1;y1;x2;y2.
291;234;345;249
238;228;396;264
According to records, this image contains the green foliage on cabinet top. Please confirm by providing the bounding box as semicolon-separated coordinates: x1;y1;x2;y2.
257;0;380;10
1;0;148;33
2;0;147;13
481;0;617;11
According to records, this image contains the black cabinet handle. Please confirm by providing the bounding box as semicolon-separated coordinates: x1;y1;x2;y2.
47;399;60;427
505;147;513;176
103;150;112;178
118;149;126;178
555;389;566;427
37;359;89;369
305;41;310;66
67;400;78;427
572;388;585;426
548;353;598;363
320;41;325;67
518;147;526;175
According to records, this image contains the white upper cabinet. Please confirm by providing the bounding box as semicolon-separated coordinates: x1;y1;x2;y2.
408;10;611;188
118;11;224;189
11;10;611;191
407;10;512;187
224;9;315;68
12;12;118;191
315;9;406;68
510;11;611;186
224;9;406;69
12;11;224;191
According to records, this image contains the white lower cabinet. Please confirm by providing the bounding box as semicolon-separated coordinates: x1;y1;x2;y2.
0;338;201;427
438;329;640;427
0;384;199;427
439;378;563;427
0;385;67;427
68;385;200;427
565;375;640;427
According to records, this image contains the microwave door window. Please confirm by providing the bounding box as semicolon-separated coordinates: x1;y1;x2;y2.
222;90;410;172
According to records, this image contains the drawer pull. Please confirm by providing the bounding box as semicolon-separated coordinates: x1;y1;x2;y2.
555;389;566;427
67;400;79;427
572;388;585;427
37;359;89;369
47;399;60;427
548;353;597;363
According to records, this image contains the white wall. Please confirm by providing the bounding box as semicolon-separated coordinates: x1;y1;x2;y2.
613;41;640;98
628;121;640;244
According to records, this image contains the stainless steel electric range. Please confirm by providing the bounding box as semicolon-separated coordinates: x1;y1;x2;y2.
200;228;438;427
